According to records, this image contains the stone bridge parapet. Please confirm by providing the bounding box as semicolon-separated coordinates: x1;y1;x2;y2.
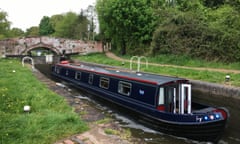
0;36;103;57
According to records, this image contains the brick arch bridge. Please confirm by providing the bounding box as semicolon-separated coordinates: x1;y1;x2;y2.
0;36;103;57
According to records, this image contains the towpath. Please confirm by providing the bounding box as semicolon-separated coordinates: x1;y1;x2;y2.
105;52;240;74
33;68;138;144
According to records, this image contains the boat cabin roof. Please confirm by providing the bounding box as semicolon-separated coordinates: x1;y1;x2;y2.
58;63;187;86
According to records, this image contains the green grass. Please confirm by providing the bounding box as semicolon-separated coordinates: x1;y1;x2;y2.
72;53;126;67
121;54;240;70
71;53;240;87
0;58;88;144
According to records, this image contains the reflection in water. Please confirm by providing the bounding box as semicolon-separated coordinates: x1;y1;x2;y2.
36;64;240;144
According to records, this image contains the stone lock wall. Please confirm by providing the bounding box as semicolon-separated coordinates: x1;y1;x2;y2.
191;80;240;99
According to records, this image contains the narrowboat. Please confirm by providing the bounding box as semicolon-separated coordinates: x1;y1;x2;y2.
51;61;229;142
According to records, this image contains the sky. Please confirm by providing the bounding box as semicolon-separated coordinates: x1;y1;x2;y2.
0;0;96;31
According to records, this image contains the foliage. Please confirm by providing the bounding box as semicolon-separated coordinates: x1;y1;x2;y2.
0;59;88;144
152;10;211;57
96;0;157;55
0;10;11;39
0;10;24;38
86;5;97;41
74;10;89;40
96;0;240;62
53;11;89;40
8;28;25;38
1;8;90;40
39;16;55;36
53;12;77;38
151;1;240;62
25;26;39;37
49;14;64;29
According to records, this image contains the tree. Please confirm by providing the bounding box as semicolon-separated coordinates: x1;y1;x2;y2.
8;27;24;37
50;14;64;31
96;0;113;42
97;0;240;62
53;11;89;39
74;10;89;40
25;26;39;37
96;0;156;55
151;2;240;62
54;12;78;38
86;5;97;40
39;16;54;36
0;10;11;39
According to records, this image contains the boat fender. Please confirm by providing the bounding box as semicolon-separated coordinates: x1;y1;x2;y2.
213;107;229;120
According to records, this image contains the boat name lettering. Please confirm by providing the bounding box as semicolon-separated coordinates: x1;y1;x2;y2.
139;89;145;95
196;116;202;122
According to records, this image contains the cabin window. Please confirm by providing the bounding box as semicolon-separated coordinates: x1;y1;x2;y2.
66;70;69;76
75;72;81;80
158;87;164;105
55;67;60;74
88;74;94;84
99;77;109;89
118;81;131;96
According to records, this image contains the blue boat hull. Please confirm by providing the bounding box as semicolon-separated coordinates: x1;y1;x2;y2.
52;72;227;143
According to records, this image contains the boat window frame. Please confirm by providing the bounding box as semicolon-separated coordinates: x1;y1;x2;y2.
118;81;132;96
158;87;164;105
55;66;60;74
99;77;110;89
65;70;69;76
75;72;81;80
179;84;192;114
88;74;94;84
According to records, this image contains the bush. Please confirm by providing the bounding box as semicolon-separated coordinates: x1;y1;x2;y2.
151;6;240;62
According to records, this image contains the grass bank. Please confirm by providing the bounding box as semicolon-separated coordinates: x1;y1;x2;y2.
71;53;240;87
121;54;240;70
0;59;88;144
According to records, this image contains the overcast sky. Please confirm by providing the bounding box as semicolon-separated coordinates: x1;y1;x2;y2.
0;0;96;31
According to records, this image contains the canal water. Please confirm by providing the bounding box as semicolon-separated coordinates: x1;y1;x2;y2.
36;64;240;144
